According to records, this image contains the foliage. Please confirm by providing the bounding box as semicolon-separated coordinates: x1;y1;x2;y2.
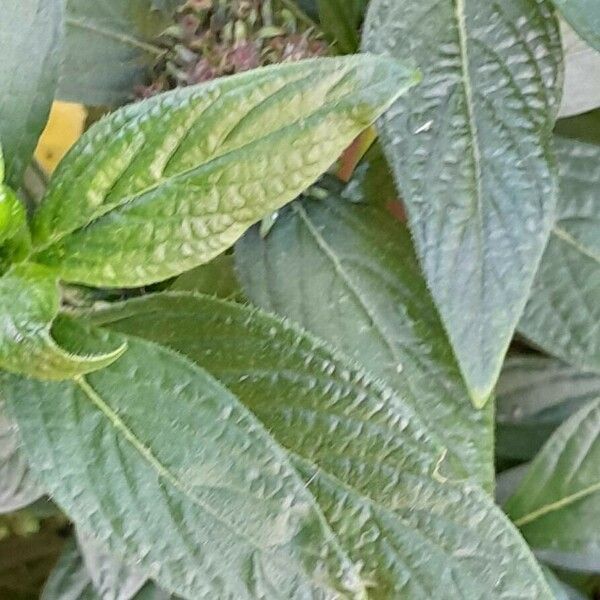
0;0;600;597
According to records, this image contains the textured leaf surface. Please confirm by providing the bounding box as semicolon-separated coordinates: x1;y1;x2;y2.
506;398;600;571
362;0;562;405
33;55;418;288
92;293;552;599
170;254;241;299
59;0;174;107
0;0;62;188
559;20;600;118
41;538;99;600
518;135;600;373
5;320;364;600
497;355;600;461
551;0;600;51
0;400;43;513
235;186;493;488
0;264;125;380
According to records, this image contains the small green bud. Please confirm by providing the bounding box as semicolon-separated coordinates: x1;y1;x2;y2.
0;185;26;245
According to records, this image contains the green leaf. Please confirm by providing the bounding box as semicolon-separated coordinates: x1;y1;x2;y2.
32;55;419;288
506;398;600;572
317;0;367;54
91;293;553;598
0;186;26;245
41;539;99;600
555;109;600;146
59;0;174;107
542;566;589;600
235;184;493;488
518;134;600;374
551;0;600;52
0;400;43;513
362;0;563;406
0;0;63;189
170;254;242;299
5;319;366;599
496;355;600;461
559;21;600;118
0;264;125;380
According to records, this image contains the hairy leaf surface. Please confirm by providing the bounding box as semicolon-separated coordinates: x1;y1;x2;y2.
32;56;418;288
5;320;365;599
91;293;552;599
497;355;600;461
235;187;493;488
0;264;125;380
506;398;600;571
362;0;562;405
519;135;600;373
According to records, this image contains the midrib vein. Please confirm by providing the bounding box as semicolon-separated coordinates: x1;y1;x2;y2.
74;376;270;551
66;17;164;56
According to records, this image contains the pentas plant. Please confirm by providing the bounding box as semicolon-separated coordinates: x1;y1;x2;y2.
1;0;600;598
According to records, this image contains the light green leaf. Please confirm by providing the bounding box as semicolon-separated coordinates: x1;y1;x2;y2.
235;184;493;488
362;0;563;406
41;538;100;600
0;264;126;380
5;319;366;599
559;20;600;118
59;0;174;107
0;0;63;189
33;55;418;288
0;400;44;513
506;398;600;572
91;292;553;599
551;0;600;52
317;0;367;54
0;185;26;245
518;134;600;374
496;355;600;461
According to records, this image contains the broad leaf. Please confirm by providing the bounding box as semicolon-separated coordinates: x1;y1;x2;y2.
506;398;600;572
32;55;419;288
235;185;493;488
559;21;600;118
496;355;600;461
76;530;147;600
41;538;99;600
59;0;175;107
0;264;125;380
91;293;553;599
5;319;365;599
0;0;63;188
518;134;600;374
170;254;241;299
362;0;562;406
0;185;26;246
0;400;43;513
543;567;589;600
551;0;600;52
317;0;367;54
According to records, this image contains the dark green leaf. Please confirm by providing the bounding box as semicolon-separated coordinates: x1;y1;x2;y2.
543;566;589;600
41;538;99;600
506;398;600;572
555;109;600;146
59;0;173;107
33;55;419;288
0;400;43;513
317;0;367;54
170;254;241;299
235;186;493;488
0;264;125;380
496;355;600;461
5;319;366;599
362;0;562;406
551;0;600;52
91;293;553;598
518;135;600;374
0;0;63;189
